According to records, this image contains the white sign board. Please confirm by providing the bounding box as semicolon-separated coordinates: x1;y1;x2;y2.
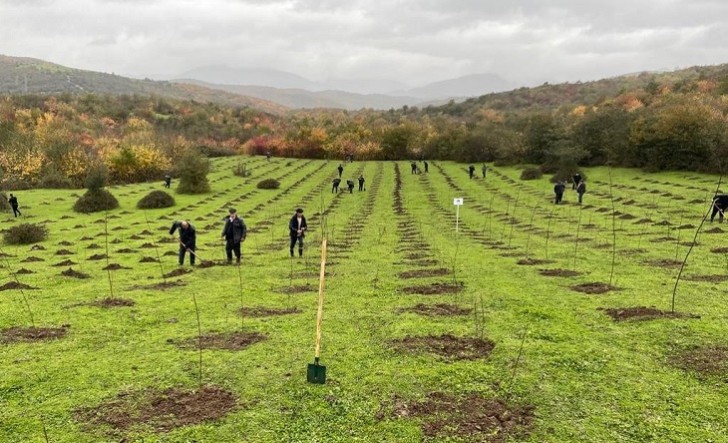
453;197;464;206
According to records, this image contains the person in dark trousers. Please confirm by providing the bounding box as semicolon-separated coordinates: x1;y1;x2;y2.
468;164;475;179
424;160;429;173
8;194;20;217
572;172;582;190
164;175;171;188
711;195;728;222
576;180;586;204
481;163;487;178
337;163;344;178
266;150;271;161
411;161;417;174
358;174;365;191
289;208;307;257
170;220;196;266
332;178;341;193
346;179;355;193
554;181;566;204
221;208;247;264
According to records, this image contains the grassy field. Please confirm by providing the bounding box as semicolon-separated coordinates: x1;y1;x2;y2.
2;157;728;442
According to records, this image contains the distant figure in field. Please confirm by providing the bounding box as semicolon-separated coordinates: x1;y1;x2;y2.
358;175;365;191
169;220;197;266
266;150;271;161
221;208;247;264
8;193;20;217
346;179;355;194
424;160;429;173
711;195;728;223
411;161;417;174
468;165;475;180
572;172;582;190
337;163;344;178
481;163;487;178
289;208;307;257
576;180;586;204
554;181;566;204
332;178;341;193
164;175;171;188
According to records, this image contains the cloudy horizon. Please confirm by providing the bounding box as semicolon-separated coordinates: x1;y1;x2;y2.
1;0;726;92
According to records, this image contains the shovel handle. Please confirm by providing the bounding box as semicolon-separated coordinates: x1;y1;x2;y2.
314;237;327;359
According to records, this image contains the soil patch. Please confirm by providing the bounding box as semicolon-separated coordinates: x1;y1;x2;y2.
276;284;316;294
197;260;223;269
382;392;533;442
88;254;108;261
517;258;555;266
61;268;90;279
646;259;683;267
599;306;699;322
398;303;472;317
103;264;131;271
115;248;135;254
635;218;653;224
677;224;696;230
238;306;302;318
0;282;38;291
57;241;74;246
710;247;728;254
1;326;68;343
175;331;267;351
163;251;178;257
705;227;725;234
683;275;728;283
20;256;44;263
163;268;192;278
397;268;451;279
402;282;463;295
669;346;728;377
14;268;34;275
139;257;160;263
30;245;46;251
87;244;102;250
74;385;237;434
404;253;430;260
129;280;186;291
539;269;582;277
91;297;135;308
140;243;156;249
390;334;495;360
570;282;617;294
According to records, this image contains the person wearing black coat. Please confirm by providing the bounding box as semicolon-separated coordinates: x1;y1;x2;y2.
164;175;171;188
289;208;307;257
332;178;341;193
221;208;247;264
358;175;365;191
8;193;20;217
346;179;355;193
576;181;586;204
424;160;429;173
554;181;566;204
711;194;728;222
481;163;487;178
572;172;582;190
411;161;417;174
337;164;344;178
170;220;196;266
468;165;475;179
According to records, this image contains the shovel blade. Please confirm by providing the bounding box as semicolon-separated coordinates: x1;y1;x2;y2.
307;362;327;384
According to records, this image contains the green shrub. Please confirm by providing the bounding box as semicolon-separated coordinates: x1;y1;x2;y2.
4;223;48;245
176;149;211;194
233;162;251;177
73;189;120;213
0;193;10;211
520;167;543;180
38;171;76;189
256;178;280;190
137;190;176;209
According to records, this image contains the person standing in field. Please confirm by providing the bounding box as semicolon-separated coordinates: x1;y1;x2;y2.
576;180;586;204
332;178;341;193
554;181;566;204
468;164;475;179
266;150;271;161
289;208;307;257
572;172;582;190
164;175;171;188
337;163;344;178
424;160;429;173
411;161;417;174
170;220;197;266
8;193;20;217
221;208;247;264
358;174;365;191
481;163;487;178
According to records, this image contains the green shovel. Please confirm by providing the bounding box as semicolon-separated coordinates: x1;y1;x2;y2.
307;237;327;384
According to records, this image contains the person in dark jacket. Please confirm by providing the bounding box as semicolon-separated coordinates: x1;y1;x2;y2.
164;175;171;188
481;163;487;178
346;179;355;193
358;175;365;191
337;163;344;178
221;208;247;264
468;164;475;179
711;195;728;222
572;172;582;190
424;160;429;173
266;150;271;161
289;208;307;257
576;180;586;204
332;178;341;193
554;181;566;204
411;161;417;174
170;220;196;266
8;193;20;217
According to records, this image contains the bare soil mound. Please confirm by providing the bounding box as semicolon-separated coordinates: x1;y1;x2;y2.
398;303;472;317
397;268;451;279
61;268;90;279
238;306;302;318
570;282;617;294
669;346;728;377
174;331;267;351
163;268;192;278
0;282;38;291
92;298;136;308
390;334;494;361
402;282;463;295
539;269;581;277
1;325;68;343
599;306;700;322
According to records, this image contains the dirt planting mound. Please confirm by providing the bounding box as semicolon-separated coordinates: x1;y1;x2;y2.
646;259;684;267
115;248;135;254
238;306;302;318
276;284;316;294
163;251;178;257
130;280;186;291
669;346;728;377
86;244;101;250
599;306;699;322
635;218;653;224
397;268;451;279
677;224;696;230
57;241;74;246
570;282;617;294
402;282;463;295
74;385;236;434
381;392;533;442
705;227;725;234
53;259;78;267
140;243;156;249
163;268;192;278
683;275;728;283
61;268;91;279
92;297;135;308
1;325;68;343
197;260;223;268
103;263;131;271
390;334;495;361
539;269;581;277
0;282;38;291
174;331;267;351
21;256;44;263
14;268;34;275
139;257;159;263
404;253;430;260
30;245;46;251
710;247;728;254
88;254;108;261
517;258;555;266
398;303;472;317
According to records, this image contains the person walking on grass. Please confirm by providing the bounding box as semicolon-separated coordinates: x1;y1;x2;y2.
576;180;586;204
424;160;429;173
337;163;344;178
481;163;487;179
8;193;20;217
221;208;247;264
289;208;307;257
411;161;417;174
346;179;355;193
170;220;196;266
572;172;582;190
554;181;566;204
358;174;365;191
468;164;475;179
164;175;171;188
332;178;341;193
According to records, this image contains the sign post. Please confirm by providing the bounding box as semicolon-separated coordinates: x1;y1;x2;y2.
453;197;464;232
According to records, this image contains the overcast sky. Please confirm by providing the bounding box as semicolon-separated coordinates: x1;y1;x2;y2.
1;0;726;89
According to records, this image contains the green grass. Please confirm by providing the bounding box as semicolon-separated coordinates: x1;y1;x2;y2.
2;157;728;442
